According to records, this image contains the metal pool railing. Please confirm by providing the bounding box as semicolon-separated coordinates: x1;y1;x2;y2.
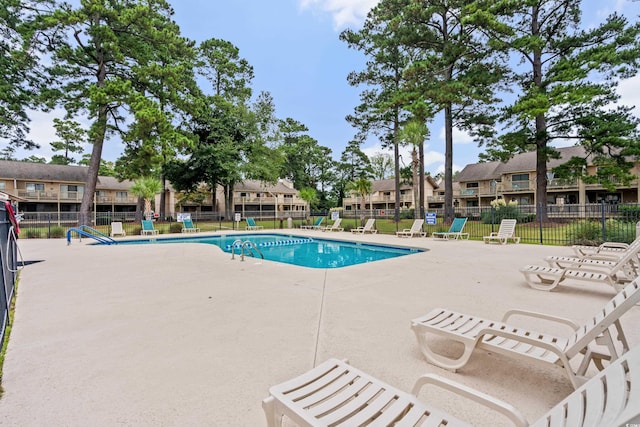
0;202;19;350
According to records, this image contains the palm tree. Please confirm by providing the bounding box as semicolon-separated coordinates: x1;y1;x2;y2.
299;187;319;223
399;120;428;219
130;176;162;220
346;178;372;225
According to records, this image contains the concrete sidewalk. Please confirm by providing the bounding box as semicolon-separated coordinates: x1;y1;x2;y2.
1;232;638;426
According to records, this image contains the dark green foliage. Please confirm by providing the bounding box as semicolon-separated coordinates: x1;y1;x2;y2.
169;222;183;233
49;226;65;238
617;205;640;223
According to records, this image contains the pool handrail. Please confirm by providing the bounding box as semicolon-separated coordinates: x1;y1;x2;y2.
67;225;117;245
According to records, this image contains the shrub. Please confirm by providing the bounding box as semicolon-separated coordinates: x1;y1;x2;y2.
24;229;42;239
399;209;415;220
481;199;527;224
618;205;640;223
169;222;183;233
567;220;602;245
49;226;66;238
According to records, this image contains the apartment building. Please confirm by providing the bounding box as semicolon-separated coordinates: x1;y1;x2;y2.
455;145;640;209
342;176;439;213
0;160;306;220
0;160;137;216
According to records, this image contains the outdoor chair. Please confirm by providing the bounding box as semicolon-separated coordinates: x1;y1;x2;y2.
432;217;469;240
321;218;343;232
110;221;126;237
351;218;377;234
411;279;640;389
396;219;426;237
181;218;200;233
245;217;264;231
301;217;324;230
263;344;640;426
483;219;519;244
520;240;640;292
140;219;158;235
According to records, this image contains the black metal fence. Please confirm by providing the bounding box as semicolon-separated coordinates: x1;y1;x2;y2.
1;202;19;351
15;202;640;246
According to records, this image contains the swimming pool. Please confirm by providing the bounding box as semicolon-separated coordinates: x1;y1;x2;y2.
116;233;423;268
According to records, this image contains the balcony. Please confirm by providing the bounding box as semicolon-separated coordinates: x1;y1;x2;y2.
18;191;59;201
502;181;532;192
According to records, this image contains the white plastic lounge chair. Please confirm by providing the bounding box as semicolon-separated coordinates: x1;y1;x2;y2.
351;218;377;234
245;217;264;231
432;217;469;240
263;345;640;426
301;217;324;230
571;235;640;259
110;221;126;237
396;219;426;237
181;218;200;233
411;279;640;389
140;219;158;235
321;218;343;232
520;241;640;292
483;219;519;244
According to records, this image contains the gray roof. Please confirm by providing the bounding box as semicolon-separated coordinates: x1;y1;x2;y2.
0;160;133;189
371;177;438;193
457;146;589;182
0;160;90;183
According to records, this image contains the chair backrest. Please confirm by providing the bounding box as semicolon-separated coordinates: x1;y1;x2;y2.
566;279;640;358
532;343;640;426
183;218;194;228
411;219;424;231
497;219;517;237
363;218;375;230
332;218;342;228
448;217;467;233
111;222;123;232
314;217;324;226
246;217;256;226
142;220;155;230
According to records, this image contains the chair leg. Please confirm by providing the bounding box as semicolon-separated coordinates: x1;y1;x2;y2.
262;396;280;427
412;328;476;372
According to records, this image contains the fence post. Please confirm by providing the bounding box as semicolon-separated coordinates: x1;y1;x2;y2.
601;200;606;242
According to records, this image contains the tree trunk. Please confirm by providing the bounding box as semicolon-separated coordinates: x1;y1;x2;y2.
444;103;454;223
532;4;548;222
412;147;419;219
419;141;425;220
393;122;401;223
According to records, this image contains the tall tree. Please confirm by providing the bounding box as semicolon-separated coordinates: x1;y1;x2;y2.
334;140;373;207
49;118;86;165
400;0;507;222
473;1;640;218
369;152;394;180
130;176;162;220
340;0;413;224
0;0;56;149
399;119;428;218
46;0;192;224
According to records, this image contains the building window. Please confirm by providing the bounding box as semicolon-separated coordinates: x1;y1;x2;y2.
283;194;293;199
26;183;45;192
61;184;84;193
116;191;128;199
512;174;528;181
466;182;479;188
240;192;248;198
0;181;5;190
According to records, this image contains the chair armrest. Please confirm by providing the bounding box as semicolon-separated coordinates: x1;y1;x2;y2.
501;309;580;330
411;374;528;427
599;242;628;250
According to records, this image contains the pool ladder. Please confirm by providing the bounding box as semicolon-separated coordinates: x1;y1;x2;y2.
230;239;264;261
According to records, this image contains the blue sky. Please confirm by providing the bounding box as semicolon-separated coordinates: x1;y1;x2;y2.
21;0;640;175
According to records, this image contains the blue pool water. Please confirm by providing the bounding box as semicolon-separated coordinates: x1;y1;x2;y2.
115;233;423;268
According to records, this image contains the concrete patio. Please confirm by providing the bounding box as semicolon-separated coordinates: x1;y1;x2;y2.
1;231;638;426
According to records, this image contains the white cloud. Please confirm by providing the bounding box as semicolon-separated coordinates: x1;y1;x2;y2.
298;0;380;29
618;74;640;117
436;126;475;145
